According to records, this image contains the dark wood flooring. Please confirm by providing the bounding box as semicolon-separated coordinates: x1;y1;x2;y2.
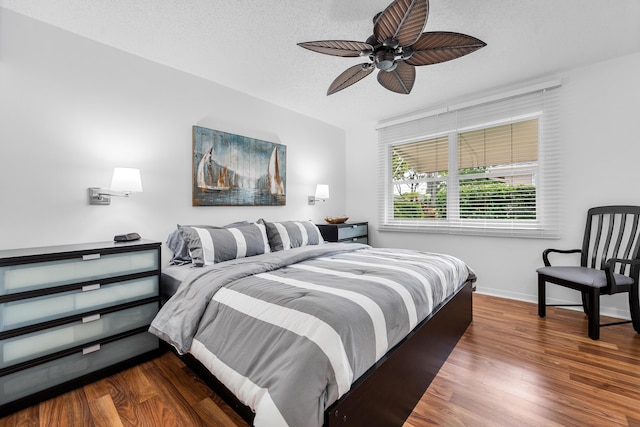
2;294;639;426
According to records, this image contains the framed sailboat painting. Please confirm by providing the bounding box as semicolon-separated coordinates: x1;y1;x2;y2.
192;126;286;206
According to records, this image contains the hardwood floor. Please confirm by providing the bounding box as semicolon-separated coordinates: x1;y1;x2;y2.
406;295;640;427
2;294;639;427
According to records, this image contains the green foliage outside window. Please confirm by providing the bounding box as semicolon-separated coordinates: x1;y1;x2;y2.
393;195;425;218
394;183;536;220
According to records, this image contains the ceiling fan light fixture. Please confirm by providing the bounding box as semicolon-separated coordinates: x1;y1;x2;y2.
375;50;397;71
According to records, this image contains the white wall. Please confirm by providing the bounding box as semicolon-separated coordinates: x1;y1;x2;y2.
0;9;346;264
346;52;640;319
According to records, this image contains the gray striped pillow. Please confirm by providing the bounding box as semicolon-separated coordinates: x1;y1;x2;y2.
259;219;324;251
178;223;270;266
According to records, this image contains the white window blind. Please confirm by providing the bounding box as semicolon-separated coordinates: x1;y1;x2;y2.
377;83;561;238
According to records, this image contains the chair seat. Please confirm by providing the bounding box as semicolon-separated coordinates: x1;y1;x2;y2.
537;266;634;288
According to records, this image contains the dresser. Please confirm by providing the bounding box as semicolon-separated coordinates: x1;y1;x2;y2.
0;239;162;416
317;221;368;244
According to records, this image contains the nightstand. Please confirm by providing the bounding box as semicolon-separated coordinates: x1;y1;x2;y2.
317;221;368;244
0;239;162;416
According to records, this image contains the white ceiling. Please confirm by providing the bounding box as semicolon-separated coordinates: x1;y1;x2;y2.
2;0;640;130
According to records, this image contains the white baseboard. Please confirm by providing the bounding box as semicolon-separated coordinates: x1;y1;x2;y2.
474;287;632;320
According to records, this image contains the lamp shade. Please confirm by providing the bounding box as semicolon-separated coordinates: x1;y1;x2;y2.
110;168;142;192
315;184;329;200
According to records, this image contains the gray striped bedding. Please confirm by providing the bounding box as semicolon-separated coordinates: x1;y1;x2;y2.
150;243;473;427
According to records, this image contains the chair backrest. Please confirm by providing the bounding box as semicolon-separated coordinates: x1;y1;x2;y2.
581;206;640;279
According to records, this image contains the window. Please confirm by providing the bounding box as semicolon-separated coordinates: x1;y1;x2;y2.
378;83;561;238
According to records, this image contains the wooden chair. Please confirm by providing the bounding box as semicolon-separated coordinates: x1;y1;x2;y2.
537;206;640;340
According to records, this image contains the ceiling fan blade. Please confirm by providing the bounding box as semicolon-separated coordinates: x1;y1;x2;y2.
405;31;486;66
327;63;374;95
298;40;373;57
377;61;416;94
374;0;429;47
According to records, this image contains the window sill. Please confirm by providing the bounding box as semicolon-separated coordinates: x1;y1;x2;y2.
379;222;559;239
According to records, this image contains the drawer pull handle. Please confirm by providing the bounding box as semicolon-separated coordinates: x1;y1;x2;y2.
82;253;100;261
83;344;101;355
82;314;101;323
82;284;101;292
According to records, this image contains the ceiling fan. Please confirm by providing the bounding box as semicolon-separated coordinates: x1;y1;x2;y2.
298;0;486;95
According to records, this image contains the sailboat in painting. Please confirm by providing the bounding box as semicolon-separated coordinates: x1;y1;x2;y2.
268;147;284;195
196;147;231;191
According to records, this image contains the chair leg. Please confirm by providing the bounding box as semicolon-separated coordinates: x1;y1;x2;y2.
581;292;590;315
629;283;640;333
538;275;546;318
587;288;600;340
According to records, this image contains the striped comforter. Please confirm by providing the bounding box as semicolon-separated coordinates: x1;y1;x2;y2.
150;243;472;427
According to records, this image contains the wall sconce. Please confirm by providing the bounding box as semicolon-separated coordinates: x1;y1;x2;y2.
308;184;329;205
89;167;143;205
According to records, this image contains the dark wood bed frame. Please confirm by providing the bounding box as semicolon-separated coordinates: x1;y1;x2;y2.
178;280;473;427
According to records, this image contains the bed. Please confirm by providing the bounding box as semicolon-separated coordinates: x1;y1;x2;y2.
150;220;475;427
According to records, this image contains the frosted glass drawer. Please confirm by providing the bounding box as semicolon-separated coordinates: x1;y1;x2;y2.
0;249;158;295
0;332;158;405
343;237;368;244
337;224;368;240
0;276;158;332
0;302;158;369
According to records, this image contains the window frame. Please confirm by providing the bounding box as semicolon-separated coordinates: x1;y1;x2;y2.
378;83;561;238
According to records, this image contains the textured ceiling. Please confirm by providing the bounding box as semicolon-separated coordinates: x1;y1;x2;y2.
2;0;640;130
